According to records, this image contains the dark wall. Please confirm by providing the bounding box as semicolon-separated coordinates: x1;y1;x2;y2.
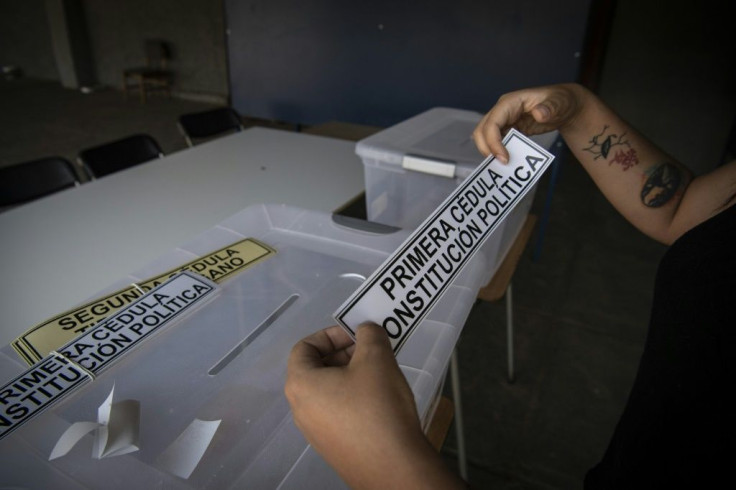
226;0;592;127
84;0;228;100
599;0;736;174
0;1;59;80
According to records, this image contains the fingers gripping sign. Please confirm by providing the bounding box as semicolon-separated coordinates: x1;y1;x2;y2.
473;84;583;163
285;323;466;489
285;323;419;444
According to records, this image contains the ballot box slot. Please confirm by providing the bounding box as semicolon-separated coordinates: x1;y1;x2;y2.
208;294;299;376
331;214;401;234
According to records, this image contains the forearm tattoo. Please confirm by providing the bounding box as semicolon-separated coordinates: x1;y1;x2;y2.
641;163;682;207
583;126;682;207
583;125;632;160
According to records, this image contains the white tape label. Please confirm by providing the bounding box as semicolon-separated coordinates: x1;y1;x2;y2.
334;129;554;353
402;155;456;178
0;271;218;441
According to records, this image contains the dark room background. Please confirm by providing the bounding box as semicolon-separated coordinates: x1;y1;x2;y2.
1;0;733;174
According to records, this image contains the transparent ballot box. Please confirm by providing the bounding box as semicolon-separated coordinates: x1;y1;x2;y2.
357;107;557;284
0;204;487;489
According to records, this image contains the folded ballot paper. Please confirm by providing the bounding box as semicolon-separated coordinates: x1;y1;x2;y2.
49;385;140;461
334;129;554;353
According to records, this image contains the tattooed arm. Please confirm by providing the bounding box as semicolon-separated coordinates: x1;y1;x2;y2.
473;83;736;245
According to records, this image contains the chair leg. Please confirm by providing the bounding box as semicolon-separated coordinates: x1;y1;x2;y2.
450;349;468;480
506;283;515;383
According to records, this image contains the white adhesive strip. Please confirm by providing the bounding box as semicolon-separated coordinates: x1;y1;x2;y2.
155;419;221;479
49;421;99;461
402;154;456;178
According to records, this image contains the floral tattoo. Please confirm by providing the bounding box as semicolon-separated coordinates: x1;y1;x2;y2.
609;148;639;171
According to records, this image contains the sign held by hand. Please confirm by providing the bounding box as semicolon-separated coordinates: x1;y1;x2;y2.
334;129;554;353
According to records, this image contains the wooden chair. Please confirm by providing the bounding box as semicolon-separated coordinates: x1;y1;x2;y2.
0;157;80;206
79;134;164;178
123;40;173;103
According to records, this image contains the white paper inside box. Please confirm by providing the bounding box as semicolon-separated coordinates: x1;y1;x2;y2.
0;204;486;489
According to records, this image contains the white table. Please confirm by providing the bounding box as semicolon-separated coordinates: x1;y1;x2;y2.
0;128;364;347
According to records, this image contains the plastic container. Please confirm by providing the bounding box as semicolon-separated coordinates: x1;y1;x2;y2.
0;204;487;489
357;107;557;283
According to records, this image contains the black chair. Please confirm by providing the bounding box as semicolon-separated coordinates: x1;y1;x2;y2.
0;157;80;206
177;107;245;147
79;134;164;178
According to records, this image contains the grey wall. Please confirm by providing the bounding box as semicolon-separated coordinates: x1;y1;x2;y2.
598;0;736;174
0;1;59;80
47;0;97;88
84;0;228;101
0;1;228;101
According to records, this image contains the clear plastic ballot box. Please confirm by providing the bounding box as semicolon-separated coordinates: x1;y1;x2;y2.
357;107;557;283
0;204;488;489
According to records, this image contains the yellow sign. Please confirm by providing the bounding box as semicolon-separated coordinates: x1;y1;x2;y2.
12;238;276;365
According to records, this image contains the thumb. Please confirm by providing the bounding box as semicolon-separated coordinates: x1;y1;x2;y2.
531;103;552;122
530;87;579;126
352;322;395;364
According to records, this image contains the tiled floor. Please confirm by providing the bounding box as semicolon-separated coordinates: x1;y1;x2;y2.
1;78;668;488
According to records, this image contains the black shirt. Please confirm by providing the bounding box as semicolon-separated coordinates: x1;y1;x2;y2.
585;204;736;488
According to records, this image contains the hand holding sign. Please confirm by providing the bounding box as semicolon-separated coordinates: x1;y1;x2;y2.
334;129;554;353
285;324;464;489
473;84;582;163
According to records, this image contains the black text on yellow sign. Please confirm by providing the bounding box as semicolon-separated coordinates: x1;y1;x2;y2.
12;238;275;365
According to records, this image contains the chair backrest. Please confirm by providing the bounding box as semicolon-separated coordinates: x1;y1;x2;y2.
177;107;244;146
145;39;171;69
0;157;79;206
79;134;164;178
